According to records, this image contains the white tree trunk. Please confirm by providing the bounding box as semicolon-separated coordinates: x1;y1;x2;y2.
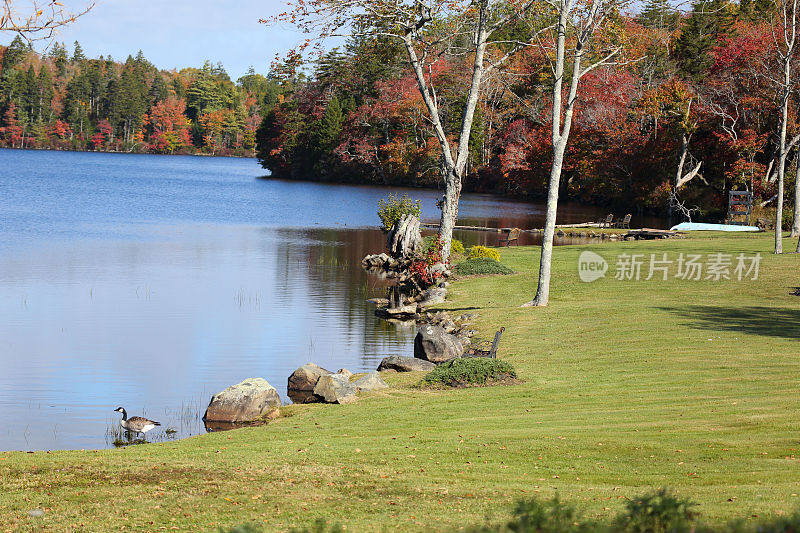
525;0;584;307
775;0;798;253
401;1;489;261
792;153;800;237
776;61;792;254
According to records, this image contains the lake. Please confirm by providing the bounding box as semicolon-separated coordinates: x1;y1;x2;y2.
0;149;655;451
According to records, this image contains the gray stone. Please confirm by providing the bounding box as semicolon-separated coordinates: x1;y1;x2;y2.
204;378;281;423
414;325;464;363
377;355;436;373
353;372;389;392
288;363;332;404
313;374;357;404
375;304;418;321
336;368;353;378
417;287;447;309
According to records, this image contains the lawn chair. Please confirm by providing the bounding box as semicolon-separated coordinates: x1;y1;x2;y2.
499;228;521;247
597;214;614;228
614;214;632;229
464;327;505;359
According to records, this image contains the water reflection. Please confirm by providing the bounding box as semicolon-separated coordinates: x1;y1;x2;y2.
0;149;667;451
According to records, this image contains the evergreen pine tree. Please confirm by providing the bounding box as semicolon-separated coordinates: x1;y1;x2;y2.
639;0;680;31
72;41;86;63
674;0;734;79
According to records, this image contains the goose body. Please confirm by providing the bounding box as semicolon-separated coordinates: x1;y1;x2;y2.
114;407;161;435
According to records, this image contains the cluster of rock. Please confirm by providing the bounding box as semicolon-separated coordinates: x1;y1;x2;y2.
363;214;451;321
203;366;390;424
287;363;389;405
377;311;479;372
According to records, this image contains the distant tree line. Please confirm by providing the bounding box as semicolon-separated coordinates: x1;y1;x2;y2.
256;0;795;220
0;38;278;156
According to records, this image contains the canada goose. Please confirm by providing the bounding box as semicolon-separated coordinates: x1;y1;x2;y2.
114;407;161;435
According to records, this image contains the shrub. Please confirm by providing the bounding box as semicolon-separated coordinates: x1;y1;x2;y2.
454;258;514;276
616;489;697;533
219;524;262;533
423;234;464;255
423;358;516;387
377;193;421;232
289;519;343;533
507;496;589;533
468;245;500;261
410;236;447;288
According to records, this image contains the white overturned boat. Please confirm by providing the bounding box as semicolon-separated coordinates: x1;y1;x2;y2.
670;222;761;232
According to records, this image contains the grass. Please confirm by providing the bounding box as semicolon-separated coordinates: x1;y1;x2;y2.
2;232;800;531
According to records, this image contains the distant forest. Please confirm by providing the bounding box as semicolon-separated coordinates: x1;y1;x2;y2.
0;38;278;156
254;0;790;217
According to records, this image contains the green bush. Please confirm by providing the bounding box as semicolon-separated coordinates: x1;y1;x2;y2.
454;258;514;276
468;245;500;261
289;519;343;533
507;496;590;533
377;193;421;232
616;489;697;533
423;235;464;255
423;358;516;387
219;524;262;533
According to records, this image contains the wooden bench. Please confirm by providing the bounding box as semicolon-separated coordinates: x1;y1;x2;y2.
464;327;505;359
499;228;520;247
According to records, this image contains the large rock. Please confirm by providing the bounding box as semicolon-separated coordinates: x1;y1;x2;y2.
387;214;422;259
416;287;447;309
375;304;418;320
313;374;357;404
204;378;281;423
353;372;389;392
377;355;436;373
288;363;332;404
414;324;464;363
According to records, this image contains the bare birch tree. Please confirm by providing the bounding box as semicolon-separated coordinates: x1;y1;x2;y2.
1;0;93;42
522;0;628;307
271;0;552;260
771;0;799;254
792;153;800;238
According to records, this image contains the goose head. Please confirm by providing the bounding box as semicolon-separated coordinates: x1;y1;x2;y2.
114;407;127;419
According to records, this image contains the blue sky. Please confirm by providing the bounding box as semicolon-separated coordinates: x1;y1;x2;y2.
2;0;302;80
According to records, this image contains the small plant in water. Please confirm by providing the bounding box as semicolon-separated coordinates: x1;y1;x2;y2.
378;193;421;232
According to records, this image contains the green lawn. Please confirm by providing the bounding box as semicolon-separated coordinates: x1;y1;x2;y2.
2;232;800;532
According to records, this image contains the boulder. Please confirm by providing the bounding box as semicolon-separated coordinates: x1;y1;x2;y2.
313;374;357;404
204;378;281;423
416;287;447;309
377;355;436;373
336;368;353;378
375;304;418;321
414;324;464;363
353;372;389;392
288;363;332;404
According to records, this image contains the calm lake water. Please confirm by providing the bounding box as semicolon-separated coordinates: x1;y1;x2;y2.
0;148;655;451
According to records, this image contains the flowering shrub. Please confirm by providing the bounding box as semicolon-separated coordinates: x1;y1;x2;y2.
408;236;448;288
467;245;500;262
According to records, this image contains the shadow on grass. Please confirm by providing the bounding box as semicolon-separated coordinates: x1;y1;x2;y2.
659;305;800;340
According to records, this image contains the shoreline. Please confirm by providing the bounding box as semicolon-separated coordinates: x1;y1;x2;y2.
2;232;798;530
